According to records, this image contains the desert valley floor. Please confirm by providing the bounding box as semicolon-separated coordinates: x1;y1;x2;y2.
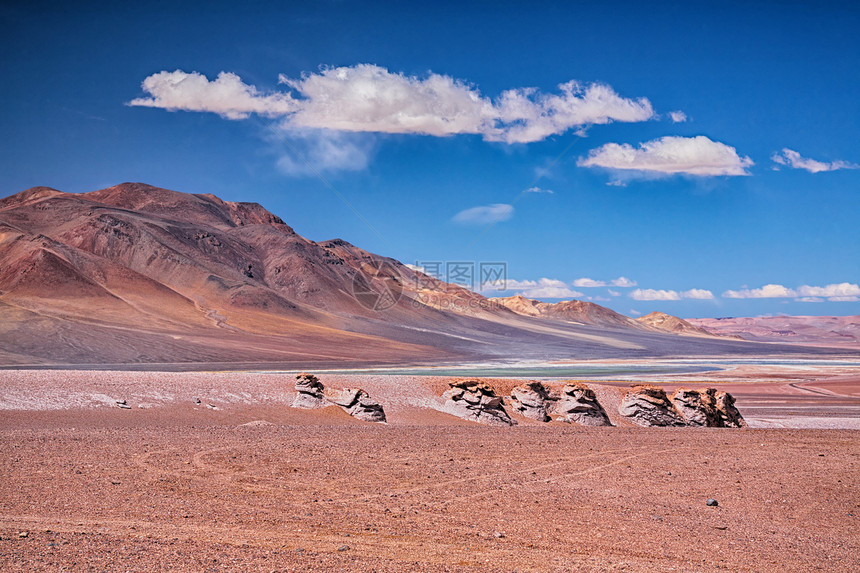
1;360;859;572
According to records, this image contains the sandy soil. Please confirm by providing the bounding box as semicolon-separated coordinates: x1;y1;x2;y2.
1;368;859;571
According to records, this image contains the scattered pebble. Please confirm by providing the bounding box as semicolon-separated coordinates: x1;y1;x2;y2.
337;544;350;552
18;531;29;538
493;531;506;538
116;400;131;409
706;498;719;507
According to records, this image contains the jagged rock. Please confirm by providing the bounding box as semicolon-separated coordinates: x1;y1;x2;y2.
553;382;612;426
670;388;746;427
509;381;551;421
292;372;326;409
442;380;514;426
714;390;746;428
618;385;686;427
671;388;719;426
327;388;387;423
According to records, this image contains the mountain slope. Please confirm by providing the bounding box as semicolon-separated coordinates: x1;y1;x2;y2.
635;311;724;338
0;183;842;366
491;294;644;329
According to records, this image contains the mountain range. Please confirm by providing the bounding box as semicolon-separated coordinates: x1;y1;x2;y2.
0;183;851;367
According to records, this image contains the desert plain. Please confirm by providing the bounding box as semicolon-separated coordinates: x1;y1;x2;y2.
1;360;858;573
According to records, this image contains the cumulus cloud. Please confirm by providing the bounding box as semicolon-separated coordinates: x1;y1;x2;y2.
573;277;606;287
723;284;797;299
722;282;860;302
680;288;715;299
129;65;655;144
128;71;297;119
573;276;637;288
631;288;714;301
611;276;637;287
452;203;514;225
578;135;753;176
668;110;687;123
631;289;681;301
525;186;553;194
771;148;858;173
493;278;585;299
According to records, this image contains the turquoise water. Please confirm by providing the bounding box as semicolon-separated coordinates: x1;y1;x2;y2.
317;364;715;379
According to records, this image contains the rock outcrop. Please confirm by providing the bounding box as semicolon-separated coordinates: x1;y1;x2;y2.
327;388;387;423
618;385;687;427
292;372;326;409
670;388;719;426
553;382;612;426
714;390;746;428
669;388;745;427
509;381;552;421
442;380;514;426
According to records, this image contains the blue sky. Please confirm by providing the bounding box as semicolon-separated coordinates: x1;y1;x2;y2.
2;0;859;318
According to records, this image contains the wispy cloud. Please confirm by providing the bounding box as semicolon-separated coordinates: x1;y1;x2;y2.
578;135;753;176
573;276;637;288
631;288;714;301
524;186;554;194
668;110;687;123
723;282;860;302
274;128;376;175
771;148;858;173
452;203;514;225
129;66;655;144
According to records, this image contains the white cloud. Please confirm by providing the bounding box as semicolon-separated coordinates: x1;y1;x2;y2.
668;110;687;123
631;289;681;301
578;135;753;176
797;297;824;303
771;148;858;173
629;309;642;316
452;203;514;225
795;283;860;298
525;186;553;194
608;289;621;297
680;288;714;300
128;71;297;119
573;277;606;287
574;276;637;288
491;278;584;299
722;282;860;300
404;264;425;273
723;284;797;299
130;65;655;144
610;276;637;287
631;287;713;301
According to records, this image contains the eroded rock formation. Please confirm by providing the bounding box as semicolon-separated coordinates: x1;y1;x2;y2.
714;390;746;428
618;385;687;427
554;382;612;426
509;381;551;422
670;388;719;426
442;380;514;426
292;372;326;409
327;388;387;423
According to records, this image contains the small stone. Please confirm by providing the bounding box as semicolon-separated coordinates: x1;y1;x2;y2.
493;531;505;538
706;498;719;507
18;531;29;538
116;400;131;409
337;544;350;552
193;397;201;404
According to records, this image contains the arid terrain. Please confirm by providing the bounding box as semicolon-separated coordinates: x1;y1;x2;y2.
1;366;859;572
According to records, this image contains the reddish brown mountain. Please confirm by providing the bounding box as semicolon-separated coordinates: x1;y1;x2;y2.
689;315;860;348
635;311;724;338
490;294;644;329
0;183;839;366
